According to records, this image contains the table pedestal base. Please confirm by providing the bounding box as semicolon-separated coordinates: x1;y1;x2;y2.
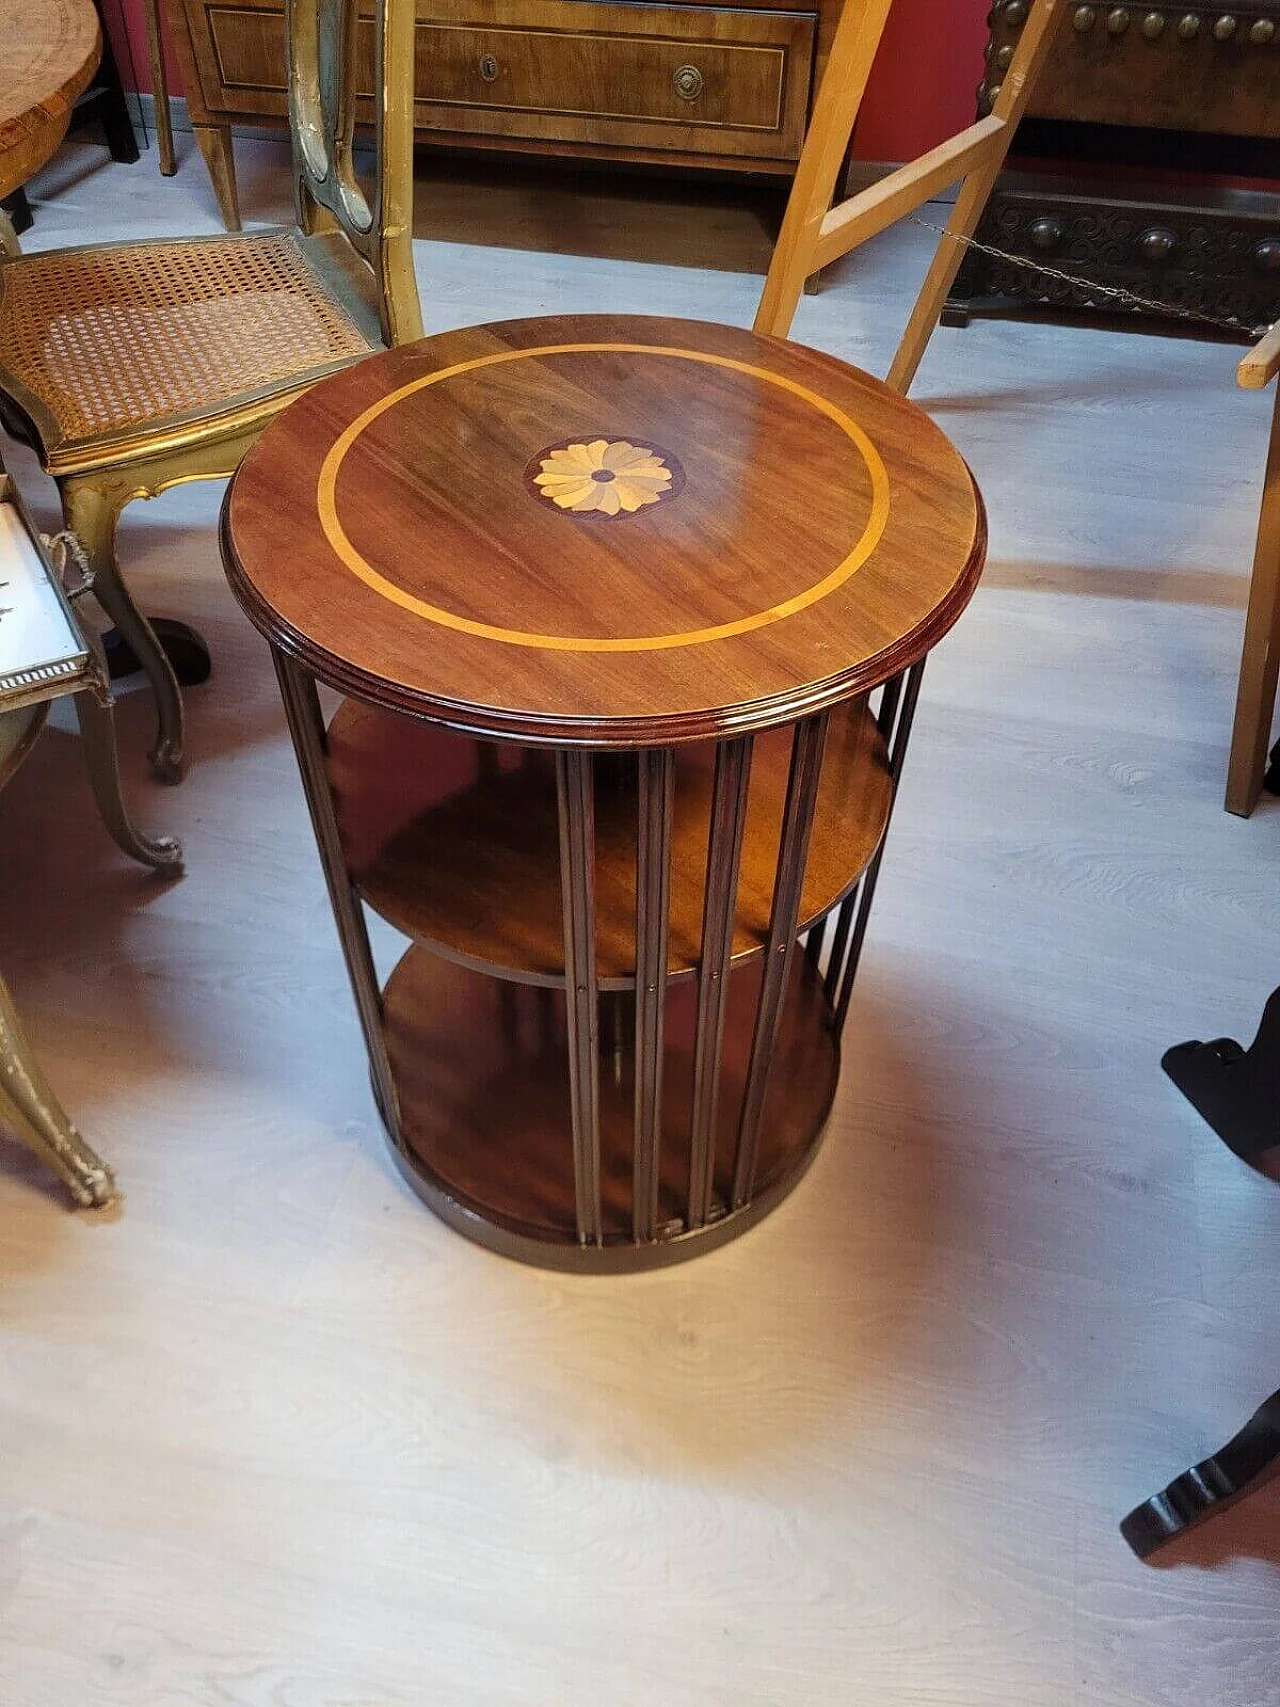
380;947;840;1272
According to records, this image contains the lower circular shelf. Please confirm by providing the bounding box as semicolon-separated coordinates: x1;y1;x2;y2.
380;946;840;1272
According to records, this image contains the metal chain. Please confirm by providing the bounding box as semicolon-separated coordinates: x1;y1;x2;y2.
909;213;1277;343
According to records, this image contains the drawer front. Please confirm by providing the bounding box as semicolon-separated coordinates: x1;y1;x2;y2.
413;1;816;159
189;0;816;162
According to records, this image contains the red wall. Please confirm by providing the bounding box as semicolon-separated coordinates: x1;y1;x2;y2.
112;0;994;162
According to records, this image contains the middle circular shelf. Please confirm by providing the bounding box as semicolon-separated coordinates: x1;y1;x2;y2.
326;698;892;988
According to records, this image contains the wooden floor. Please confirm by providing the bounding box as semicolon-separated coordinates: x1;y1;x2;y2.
2;135;1279;1705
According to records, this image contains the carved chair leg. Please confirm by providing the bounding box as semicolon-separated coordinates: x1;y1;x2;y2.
61;476;187;784
193;124;241;232
73;686;184;873
0;972;116;1208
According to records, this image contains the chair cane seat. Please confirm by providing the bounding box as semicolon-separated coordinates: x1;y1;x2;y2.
0;231;377;465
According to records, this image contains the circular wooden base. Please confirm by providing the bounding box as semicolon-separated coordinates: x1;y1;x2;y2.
380;947;840;1272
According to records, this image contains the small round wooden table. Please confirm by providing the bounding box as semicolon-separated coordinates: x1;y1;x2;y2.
222;315;986;1271
0;0;100;251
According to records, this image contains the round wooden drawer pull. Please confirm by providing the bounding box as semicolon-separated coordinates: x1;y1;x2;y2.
478;53;500;82
672;64;704;100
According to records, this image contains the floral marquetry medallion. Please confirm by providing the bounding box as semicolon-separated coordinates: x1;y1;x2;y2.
529;438;681;516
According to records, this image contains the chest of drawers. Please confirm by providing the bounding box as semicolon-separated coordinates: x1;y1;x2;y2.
166;0;842;229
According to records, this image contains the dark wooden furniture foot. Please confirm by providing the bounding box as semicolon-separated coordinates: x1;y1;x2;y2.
1161;985;1280;1178
1124;989;1280;1559
1120;1389;1280;1559
72;4;140;163
0;187;32;238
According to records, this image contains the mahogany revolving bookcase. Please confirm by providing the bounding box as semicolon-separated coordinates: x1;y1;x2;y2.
221;315;987;1272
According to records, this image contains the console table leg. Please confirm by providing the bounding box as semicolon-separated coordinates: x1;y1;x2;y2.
192;123;241;232
272;647;398;1131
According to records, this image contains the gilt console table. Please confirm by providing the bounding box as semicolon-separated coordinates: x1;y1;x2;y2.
221;314;986;1270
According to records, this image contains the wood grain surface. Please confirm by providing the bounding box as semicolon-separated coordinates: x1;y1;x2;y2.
223;314;986;745
326;696;891;985
0;0;99;199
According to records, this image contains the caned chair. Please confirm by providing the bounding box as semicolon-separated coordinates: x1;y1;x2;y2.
0;0;422;782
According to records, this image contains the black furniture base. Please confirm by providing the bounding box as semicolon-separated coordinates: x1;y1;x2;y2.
1121;1389;1280;1559
71;2;140;165
1161;985;1280;1180
945;174;1280;342
103;619;212;689
1122;986;1280;1560
0;188;32;239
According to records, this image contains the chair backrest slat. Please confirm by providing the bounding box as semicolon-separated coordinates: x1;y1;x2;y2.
286;0;423;346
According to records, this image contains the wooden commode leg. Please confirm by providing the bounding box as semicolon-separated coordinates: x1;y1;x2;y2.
193;123;241;232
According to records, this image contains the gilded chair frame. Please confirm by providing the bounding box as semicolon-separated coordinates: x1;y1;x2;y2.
0;0;422;782
289;0;422;350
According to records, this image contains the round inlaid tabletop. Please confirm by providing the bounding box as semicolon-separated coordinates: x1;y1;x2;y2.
0;0;100;201
223;315;987;746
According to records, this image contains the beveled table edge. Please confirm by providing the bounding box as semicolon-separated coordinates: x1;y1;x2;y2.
220;475;987;748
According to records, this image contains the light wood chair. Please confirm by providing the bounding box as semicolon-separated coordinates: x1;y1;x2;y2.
1226;324;1280;816
755;0;1069;385
0;0;423;782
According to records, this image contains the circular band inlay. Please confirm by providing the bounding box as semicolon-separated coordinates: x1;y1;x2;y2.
315;343;893;653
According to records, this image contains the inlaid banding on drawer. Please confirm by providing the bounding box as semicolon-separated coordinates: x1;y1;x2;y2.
419;23;790;135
